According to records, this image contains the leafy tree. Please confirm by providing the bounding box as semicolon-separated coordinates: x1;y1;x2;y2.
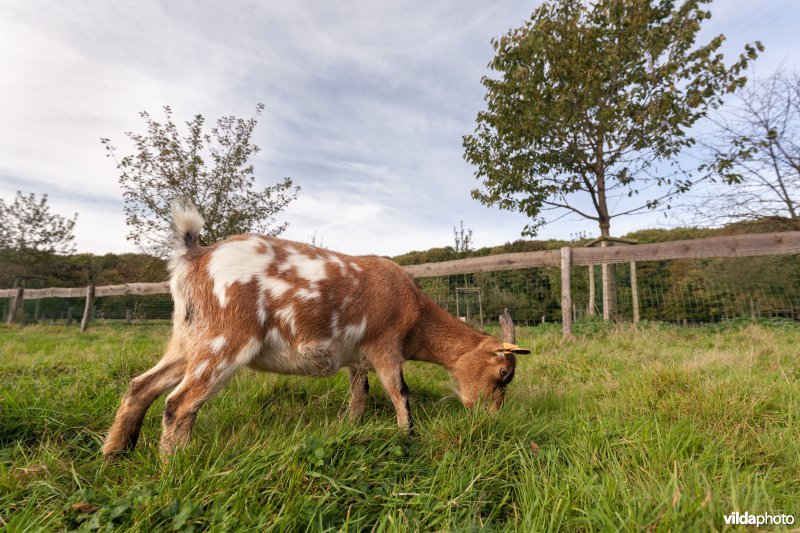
102;104;299;255
698;68;800;225
0;191;77;254
0;191;78;287
464;0;760;318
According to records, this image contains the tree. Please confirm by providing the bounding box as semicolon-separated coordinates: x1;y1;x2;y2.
453;220;474;252
0;191;77;287
0;191;77;254
698;68;800;226
464;0;760;318
102;104;299;255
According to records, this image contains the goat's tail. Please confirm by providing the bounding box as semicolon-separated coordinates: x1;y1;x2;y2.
170;200;204;254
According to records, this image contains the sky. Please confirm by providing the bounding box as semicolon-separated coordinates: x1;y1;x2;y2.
1;0;799;256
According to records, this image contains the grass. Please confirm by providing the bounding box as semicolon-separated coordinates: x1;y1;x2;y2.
1;320;799;531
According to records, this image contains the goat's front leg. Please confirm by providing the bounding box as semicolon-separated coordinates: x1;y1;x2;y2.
348;365;370;421
370;355;411;430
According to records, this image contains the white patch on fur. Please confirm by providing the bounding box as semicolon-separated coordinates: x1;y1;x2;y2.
251;330;339;377
296;288;321;300
265;327;288;348
168;261;190;326
340;295;352;310
263;276;291;299
207;237;275;307
275;305;296;335
234;337;263;366
209;336;227;354
329;255;345;269
279;253;328;283
330;312;340;337
193;360;209;379
349;262;363;272
341;317;367;347
257;275;292;325
251;327;297;374
165;377;187;405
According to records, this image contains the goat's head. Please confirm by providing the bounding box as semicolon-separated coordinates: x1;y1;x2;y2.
451;338;530;410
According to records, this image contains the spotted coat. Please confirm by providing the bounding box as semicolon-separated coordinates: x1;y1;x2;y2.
103;203;530;457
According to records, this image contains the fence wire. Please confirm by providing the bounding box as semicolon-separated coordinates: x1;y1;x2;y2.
1;295;174;325
1;254;798;328
422;254;800;328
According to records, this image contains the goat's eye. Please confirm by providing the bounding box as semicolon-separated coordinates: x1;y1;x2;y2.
499;368;508;378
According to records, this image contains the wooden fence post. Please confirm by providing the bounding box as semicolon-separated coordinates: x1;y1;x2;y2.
126;308;132;324
80;284;94;332
588;264;595;317
66;307;74;325
5;286;24;324
630;261;640;324
561;247;573;338
80;254;95;332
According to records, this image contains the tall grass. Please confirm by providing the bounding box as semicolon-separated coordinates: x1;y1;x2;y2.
1;321;798;531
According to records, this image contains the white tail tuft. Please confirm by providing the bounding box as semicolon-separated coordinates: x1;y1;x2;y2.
170;200;204;252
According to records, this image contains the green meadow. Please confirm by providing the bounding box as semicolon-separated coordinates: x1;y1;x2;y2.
1;321;798;531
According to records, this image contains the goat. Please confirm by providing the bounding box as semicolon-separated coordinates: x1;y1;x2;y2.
102;203;530;457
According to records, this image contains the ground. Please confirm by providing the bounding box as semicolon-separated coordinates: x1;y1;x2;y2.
0;320;798;531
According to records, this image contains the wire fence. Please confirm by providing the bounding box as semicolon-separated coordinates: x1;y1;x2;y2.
419;255;800;328
2;256;799;329
0;295;174;325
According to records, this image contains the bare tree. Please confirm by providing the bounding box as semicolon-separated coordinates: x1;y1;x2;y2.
102;104;299;256
698;68;799;225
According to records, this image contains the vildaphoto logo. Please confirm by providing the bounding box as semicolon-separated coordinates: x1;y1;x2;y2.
723;511;795;527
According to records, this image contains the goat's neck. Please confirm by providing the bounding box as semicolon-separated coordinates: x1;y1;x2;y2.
409;297;488;369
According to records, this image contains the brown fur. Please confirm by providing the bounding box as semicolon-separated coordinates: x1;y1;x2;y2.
103;231;526;458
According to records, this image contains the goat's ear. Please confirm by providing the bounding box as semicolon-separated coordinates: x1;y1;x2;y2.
495;342;531;356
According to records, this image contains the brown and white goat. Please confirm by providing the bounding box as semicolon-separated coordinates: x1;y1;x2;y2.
103;203;530;457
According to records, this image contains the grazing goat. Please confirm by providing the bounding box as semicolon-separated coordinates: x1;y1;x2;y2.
103;203;530;457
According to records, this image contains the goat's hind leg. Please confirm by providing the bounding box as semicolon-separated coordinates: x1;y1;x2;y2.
103;337;186;457
348;365;370;422
159;338;262;457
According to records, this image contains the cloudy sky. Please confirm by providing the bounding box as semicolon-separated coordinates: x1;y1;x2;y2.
1;1;799;256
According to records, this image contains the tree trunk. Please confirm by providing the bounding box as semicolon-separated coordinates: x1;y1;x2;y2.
595;134;617;322
599;223;617;322
561;247;573;337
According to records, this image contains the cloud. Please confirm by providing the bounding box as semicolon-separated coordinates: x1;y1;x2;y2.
1;0;798;256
